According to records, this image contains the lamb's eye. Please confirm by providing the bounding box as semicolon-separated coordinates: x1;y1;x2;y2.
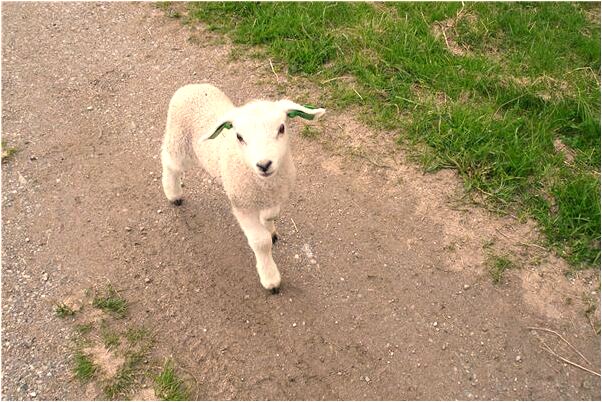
278;124;285;136
236;133;245;143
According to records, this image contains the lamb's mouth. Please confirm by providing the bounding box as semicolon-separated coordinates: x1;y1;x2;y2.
259;171;274;178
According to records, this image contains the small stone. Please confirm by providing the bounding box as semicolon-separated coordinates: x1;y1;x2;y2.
442;344;447;350
203;328;207;332
292;323;297;327
463;284;470;290
86;106;93;111
433;321;438;327
309;259;317;265
125;226;132;232
365;376;370;382
515;355;521;362
294;254;299;259
29;155;38;161
157;209;162;214
42;273;48;282
30;392;37;397
144;277;151;284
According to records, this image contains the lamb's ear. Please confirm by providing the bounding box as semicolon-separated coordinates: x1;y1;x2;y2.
279;100;326;121
205;121;233;140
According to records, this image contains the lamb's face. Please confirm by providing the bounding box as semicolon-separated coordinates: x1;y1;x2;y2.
231;101;290;179
204;99;325;178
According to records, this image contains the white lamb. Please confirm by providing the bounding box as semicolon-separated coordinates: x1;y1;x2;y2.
161;83;325;293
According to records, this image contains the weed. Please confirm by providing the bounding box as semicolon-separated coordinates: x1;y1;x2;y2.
488;254;514;284
186;2;601;269
55;303;75;318
74;351;97;382
93;285;128;318
154;360;189;401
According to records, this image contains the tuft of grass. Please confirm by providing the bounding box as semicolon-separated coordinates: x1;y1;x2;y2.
74;351;97;382
100;321;121;350
300;125;320;140
185;2;601;269
488;254;515;284
1;140;17;162
93;285;128;318
154;360;189;401
125;327;151;345
75;323;94;335
55;303;75;318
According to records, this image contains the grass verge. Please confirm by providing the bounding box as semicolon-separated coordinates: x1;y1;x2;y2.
183;1;600;269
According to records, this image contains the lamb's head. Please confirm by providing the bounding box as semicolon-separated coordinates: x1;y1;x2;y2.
204;100;325;178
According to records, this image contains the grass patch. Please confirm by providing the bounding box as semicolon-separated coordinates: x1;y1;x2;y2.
93;285;128;318
185;2;601;269
488;254;515;284
74;351;97;382
55;303;75;318
1;140;17;162
154;360;189;401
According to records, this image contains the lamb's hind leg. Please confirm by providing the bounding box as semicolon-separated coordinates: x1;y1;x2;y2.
161;148;184;205
233;207;281;293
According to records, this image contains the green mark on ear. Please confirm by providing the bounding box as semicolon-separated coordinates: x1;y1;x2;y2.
208;121;233;139
287;104;321;120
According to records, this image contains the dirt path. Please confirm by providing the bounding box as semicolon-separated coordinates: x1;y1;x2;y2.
1;3;600;400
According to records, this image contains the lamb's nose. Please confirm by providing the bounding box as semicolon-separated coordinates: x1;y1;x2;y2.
256;160;272;172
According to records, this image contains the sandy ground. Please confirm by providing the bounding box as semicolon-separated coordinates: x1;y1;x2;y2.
1;2;600;400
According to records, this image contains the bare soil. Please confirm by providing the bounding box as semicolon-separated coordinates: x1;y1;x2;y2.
1;2;600;400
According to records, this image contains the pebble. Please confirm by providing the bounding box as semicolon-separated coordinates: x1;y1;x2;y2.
309;259;317;265
515;355;521;362
144;277;151;284
365;376;370;382
125;226;132;232
463;284;470;290
433;321;438;327
29;392;37;397
157;209;162;214
294;254;299;259
86;106;93;111
42;273;48;282
292;323;297;327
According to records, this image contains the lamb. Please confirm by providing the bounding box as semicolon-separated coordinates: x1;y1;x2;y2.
161;83;325;293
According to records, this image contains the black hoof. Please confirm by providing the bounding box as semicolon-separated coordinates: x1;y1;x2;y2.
270;287;280;294
271;233;279;244
172;198;183;206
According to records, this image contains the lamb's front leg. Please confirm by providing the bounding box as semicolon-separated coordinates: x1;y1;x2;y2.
260;206;281;244
232;207;281;293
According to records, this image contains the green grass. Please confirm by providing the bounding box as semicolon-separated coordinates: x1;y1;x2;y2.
154;360;189;401
488;254;515;284
55;303;75;318
185;2;601;269
93;285;128;318
74;351;97;381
